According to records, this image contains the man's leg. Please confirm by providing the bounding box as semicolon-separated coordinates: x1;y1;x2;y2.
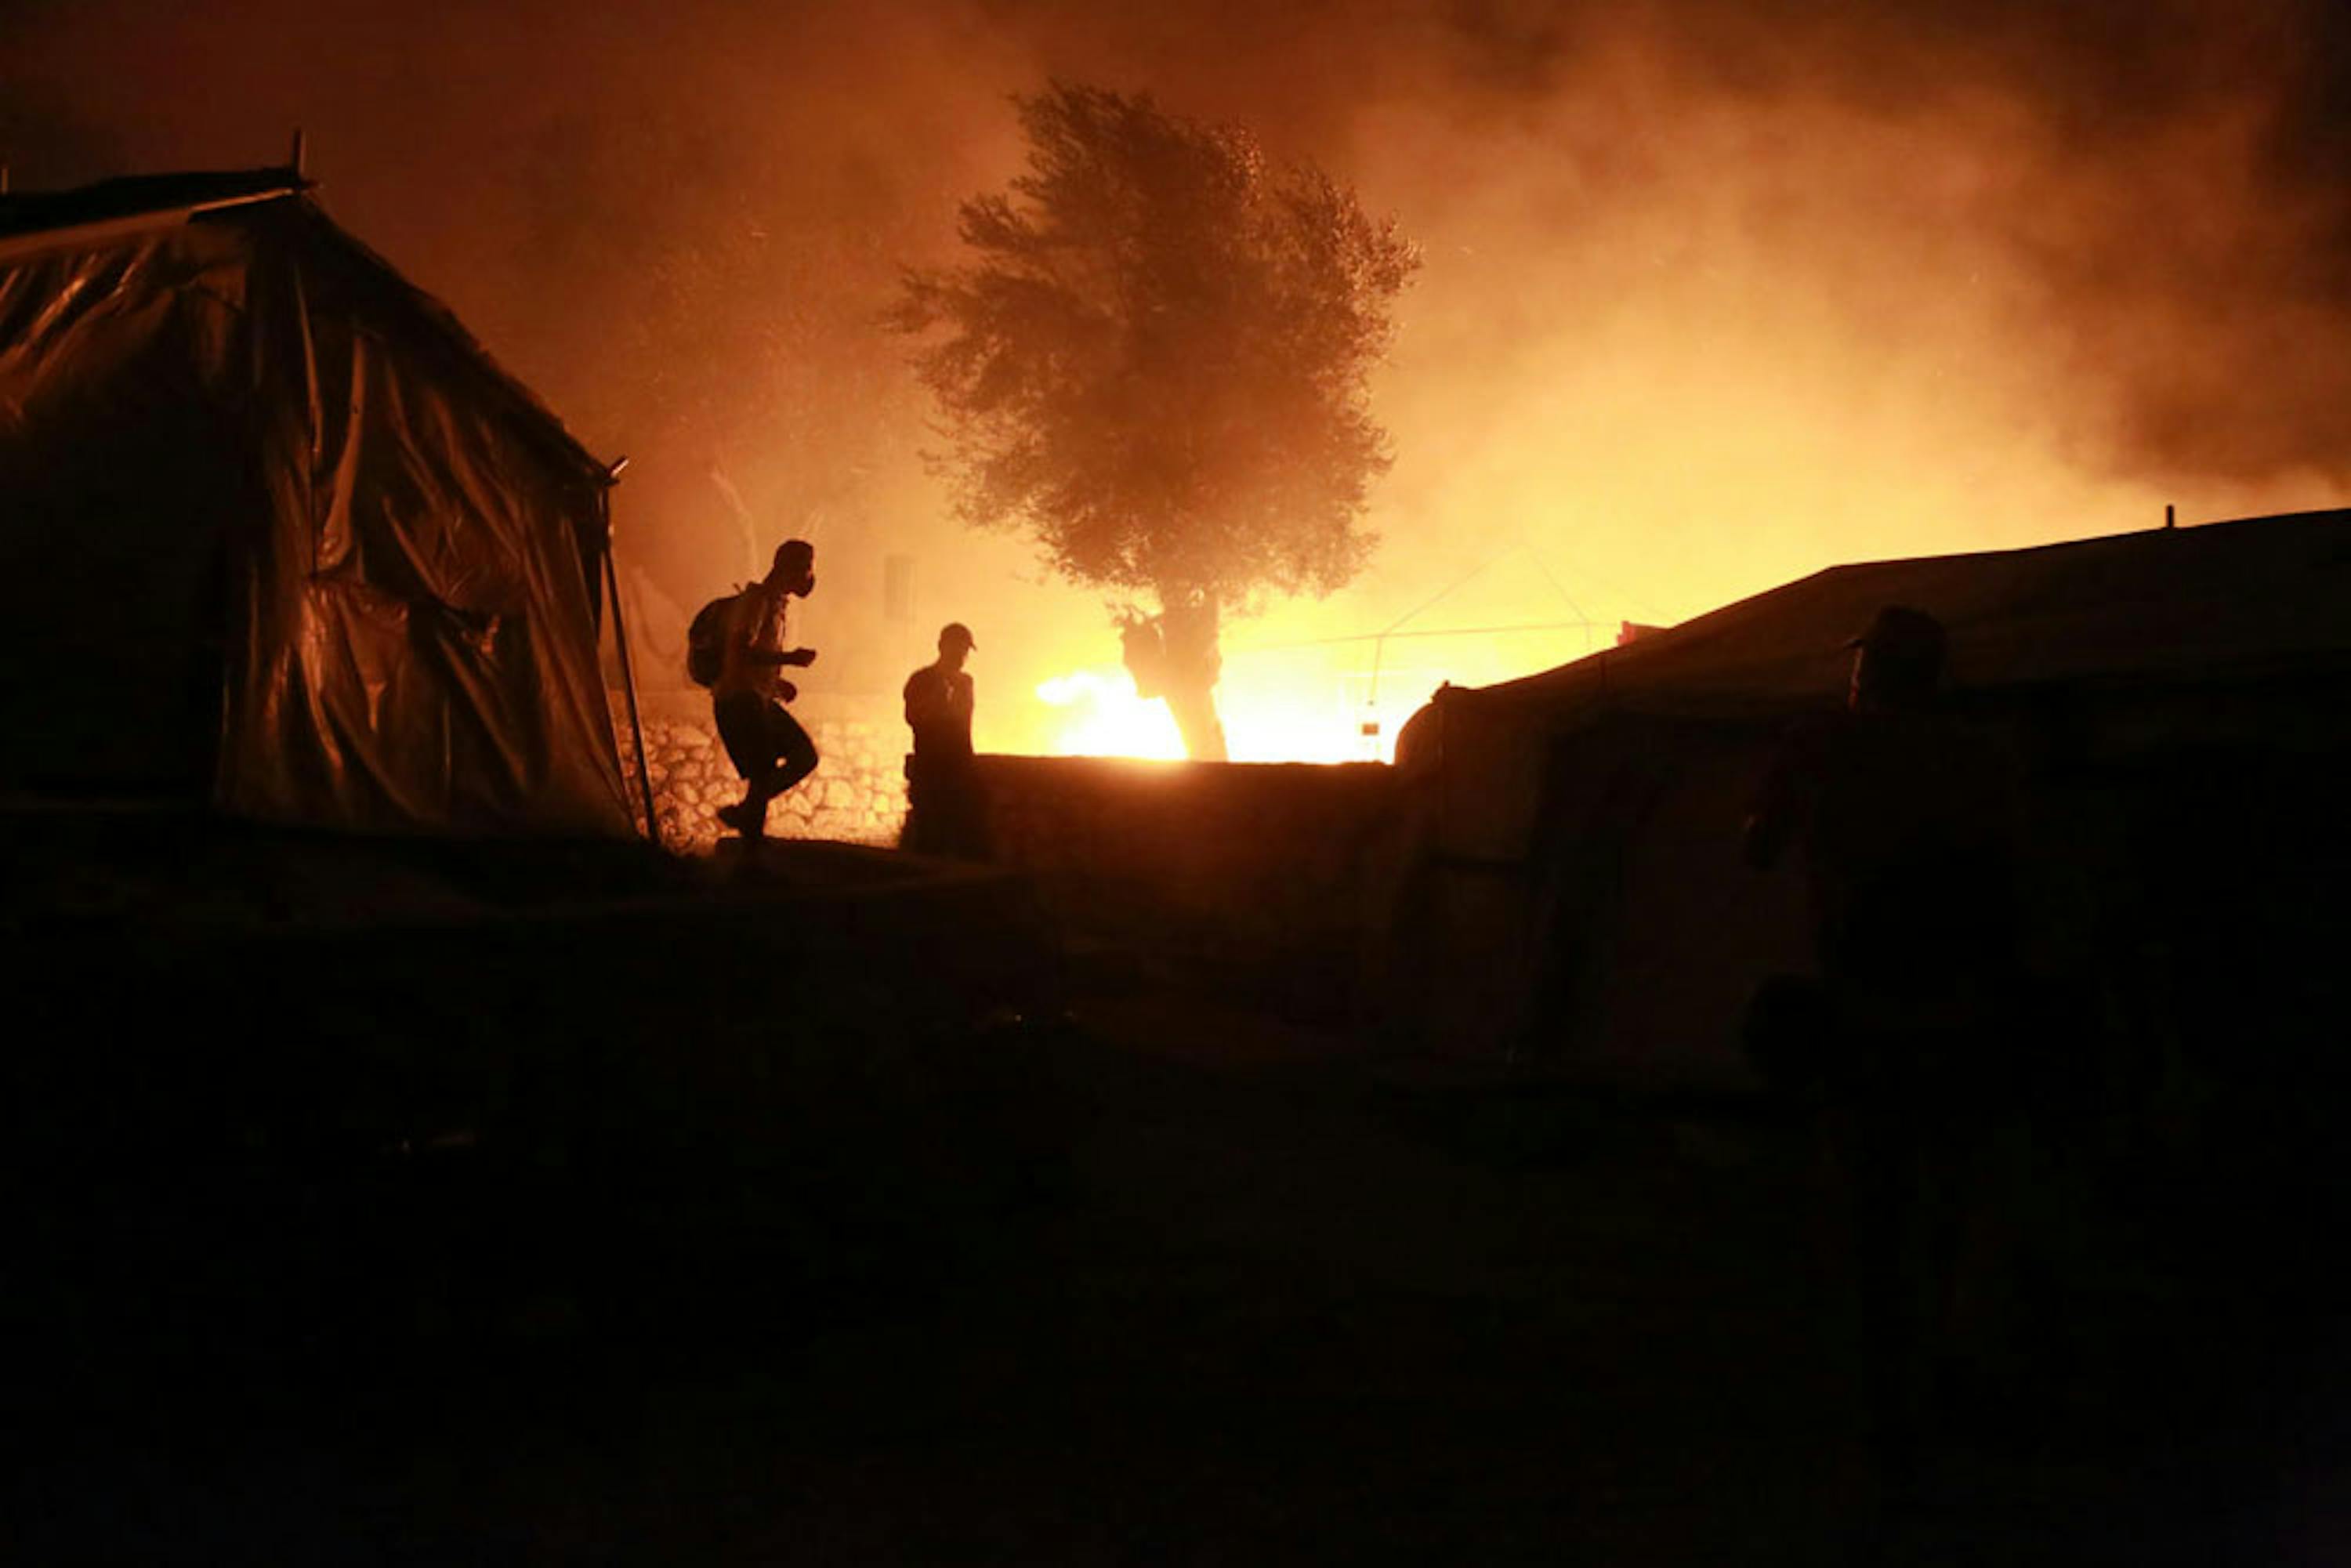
766;703;820;798
714;691;781;837
901;760;933;853
942;770;991;859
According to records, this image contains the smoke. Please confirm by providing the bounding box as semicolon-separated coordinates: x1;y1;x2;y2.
9;0;2350;747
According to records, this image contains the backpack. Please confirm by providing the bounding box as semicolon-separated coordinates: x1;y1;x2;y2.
686;591;741;689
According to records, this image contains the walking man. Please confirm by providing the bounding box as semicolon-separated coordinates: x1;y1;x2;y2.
712;539;820;840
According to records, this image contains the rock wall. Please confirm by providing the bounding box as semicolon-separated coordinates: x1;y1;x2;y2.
612;691;907;853
604;703;1411;1026
973;755;1407;1020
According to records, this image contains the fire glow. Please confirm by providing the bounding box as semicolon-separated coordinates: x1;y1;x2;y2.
1032;671;1184;762
22;2;2351;787
1027;622;1601;764
1035;665;1396;765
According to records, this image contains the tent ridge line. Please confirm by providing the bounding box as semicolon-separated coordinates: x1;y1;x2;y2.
0;176;309;268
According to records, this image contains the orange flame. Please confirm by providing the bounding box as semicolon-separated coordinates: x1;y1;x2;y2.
1033;669;1185;760
1032;625;1598;763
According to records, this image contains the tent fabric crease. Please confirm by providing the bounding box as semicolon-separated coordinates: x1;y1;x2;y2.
1;167;633;837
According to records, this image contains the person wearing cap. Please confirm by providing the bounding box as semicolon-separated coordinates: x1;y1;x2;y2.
1744;604;2032;1487
901;621;987;858
712;539;820;840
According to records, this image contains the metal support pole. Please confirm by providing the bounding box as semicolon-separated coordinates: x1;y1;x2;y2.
600;497;658;841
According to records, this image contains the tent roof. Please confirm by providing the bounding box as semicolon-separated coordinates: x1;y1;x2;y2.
0;164;612;491
1465;509;2351;722
0;165;309;260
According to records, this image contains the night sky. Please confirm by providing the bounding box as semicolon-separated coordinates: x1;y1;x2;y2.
11;0;2351;749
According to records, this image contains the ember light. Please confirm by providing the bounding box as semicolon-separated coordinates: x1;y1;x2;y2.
1034;671;1185;762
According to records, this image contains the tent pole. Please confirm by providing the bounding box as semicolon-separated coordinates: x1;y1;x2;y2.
600;494;659;842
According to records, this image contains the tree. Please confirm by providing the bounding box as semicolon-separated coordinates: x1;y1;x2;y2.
893;84;1417;759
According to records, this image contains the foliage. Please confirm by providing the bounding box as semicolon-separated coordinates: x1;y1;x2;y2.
892;83;1418;616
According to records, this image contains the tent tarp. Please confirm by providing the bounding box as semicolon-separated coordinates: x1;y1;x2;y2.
0;176;632;836
1429;510;2351;864
1397;511;2351;1079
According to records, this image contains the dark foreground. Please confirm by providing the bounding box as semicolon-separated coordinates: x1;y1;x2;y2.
6;830;2349;1564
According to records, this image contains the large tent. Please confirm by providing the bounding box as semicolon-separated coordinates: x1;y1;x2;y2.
1389;510;2351;1085
0;164;636;835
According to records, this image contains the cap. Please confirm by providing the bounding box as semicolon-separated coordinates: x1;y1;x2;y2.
1846;604;1945;665
940;621;976;650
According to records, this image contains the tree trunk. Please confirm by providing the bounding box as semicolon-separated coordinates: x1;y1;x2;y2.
1120;592;1229;761
1156;593;1226;762
1161;670;1227;762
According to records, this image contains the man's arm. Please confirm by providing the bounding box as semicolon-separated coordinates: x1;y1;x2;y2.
1744;716;1828;871
905;669;946;728
1743;790;1795;871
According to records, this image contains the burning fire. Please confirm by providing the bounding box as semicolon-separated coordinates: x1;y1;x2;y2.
1031;630;1593;763
1033;670;1185;761
1031;671;1424;763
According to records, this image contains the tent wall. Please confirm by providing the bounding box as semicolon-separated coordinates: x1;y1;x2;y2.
0;226;257;795
1401;512;2351;1080
0;202;632;836
1393;711;1812;1079
1518;714;1813;1085
1409;661;2351;1085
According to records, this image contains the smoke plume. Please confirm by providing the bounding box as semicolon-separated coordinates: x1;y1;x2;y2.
9;0;2349;749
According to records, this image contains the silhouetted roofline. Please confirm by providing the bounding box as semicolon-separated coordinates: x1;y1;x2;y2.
1465;506;2351;709
0;163;615;491
0;165;310;264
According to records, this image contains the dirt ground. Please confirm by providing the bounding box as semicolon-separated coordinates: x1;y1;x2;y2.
9;957;2349;1566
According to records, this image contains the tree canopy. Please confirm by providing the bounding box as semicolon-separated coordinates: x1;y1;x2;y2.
893;82;1418;628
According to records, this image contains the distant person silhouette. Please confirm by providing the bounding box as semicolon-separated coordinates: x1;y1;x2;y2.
1744;604;2028;1484
900;621;988;858
712;540;820;840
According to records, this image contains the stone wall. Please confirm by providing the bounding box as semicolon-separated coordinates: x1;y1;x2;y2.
612;690;907;853
605;701;1413;1021
973;755;1407;1020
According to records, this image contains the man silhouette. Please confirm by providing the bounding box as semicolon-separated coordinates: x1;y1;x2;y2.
900;621;987;858
1747;607;2020;991
1744;605;2027;1485
712;540;820;840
